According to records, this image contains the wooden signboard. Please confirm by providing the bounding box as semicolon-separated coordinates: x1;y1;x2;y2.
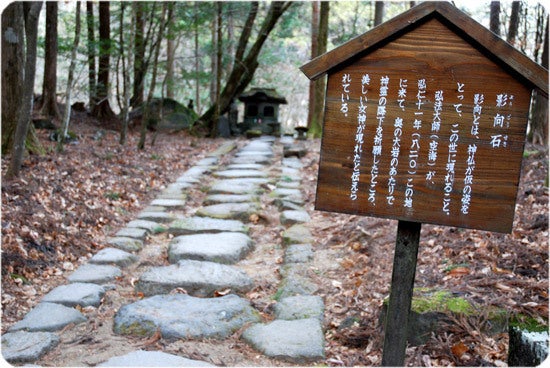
301;2;548;234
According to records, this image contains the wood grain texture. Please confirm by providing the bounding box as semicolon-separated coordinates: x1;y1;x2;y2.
316;18;532;233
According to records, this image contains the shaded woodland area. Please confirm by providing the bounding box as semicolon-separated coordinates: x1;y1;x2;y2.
1;1;548;366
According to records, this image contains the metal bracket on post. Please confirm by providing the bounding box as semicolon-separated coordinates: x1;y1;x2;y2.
381;220;422;366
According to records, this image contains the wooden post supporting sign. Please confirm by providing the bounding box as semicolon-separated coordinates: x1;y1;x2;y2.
300;2;547;365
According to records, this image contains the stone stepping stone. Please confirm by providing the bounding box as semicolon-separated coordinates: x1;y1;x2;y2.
196;202;258;221
2;330;59;363
236;150;273;158
150;198;187;209
114;294;260;340
67;264;121;284
225;163;264;170
42;283;105;307
106;237;143;252
283;224;313;245
204;193;258;205
209;178;268;195
231;155;270;165
115;227;148;239
169;232;253;264
277;180;300;189
99;350;215;367
282;157;303;169
135;259;254;297
169;216;248;235
207;141;237;157
274;200;305;212
214;169;267;178
276;275;319;300
280;210;311;226
180;166;211;179
284;244;314;263
196;157;219;166
10;302;86;332
281;167;300;177
271;188;302;200
274;296;324;321
137;211;175;223
166;181;194;190
126;219;166;233
90;248;138;267
242;318;325;363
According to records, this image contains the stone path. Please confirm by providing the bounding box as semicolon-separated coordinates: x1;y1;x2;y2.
2;136;324;366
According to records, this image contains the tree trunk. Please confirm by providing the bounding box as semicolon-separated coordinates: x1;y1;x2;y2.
490;1;501;36
39;2;61;120
86;2;97;111
6;2;43;179
194;2;201;114
131;2;145;107
310;1;329;138
507;1;521;45
198;1;292;135
92;1;115;119
212;1;223;137
374;1;384;26
529;16;548;147
119;2;133;145
306;1;320;133
165;2;176;100
1;3;25;154
57;2;81;152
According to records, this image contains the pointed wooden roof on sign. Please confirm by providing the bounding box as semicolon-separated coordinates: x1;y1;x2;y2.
300;1;548;96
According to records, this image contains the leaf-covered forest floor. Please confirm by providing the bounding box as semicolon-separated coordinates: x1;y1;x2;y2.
1;112;548;366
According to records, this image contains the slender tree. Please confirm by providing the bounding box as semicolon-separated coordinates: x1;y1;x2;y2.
131;2;145;107
92;1;115;119
507;1;521;45
490;1;501;36
374;1;385;26
6;2;43;179
57;2;81;152
194;2;201;114
530;8;548;147
119;2;133;145
165;2;176;100
86;2;97;111
39;2;61;120
306;1;319;133
310;1;329;138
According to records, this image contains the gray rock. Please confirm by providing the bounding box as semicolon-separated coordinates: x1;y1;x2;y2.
284;244;313;263
225;164;264;170
207;141;237;157
230;155;270;165
126;219;166;233
508;327;549;366
283;224;313;245
169;232;253;264
114;294;259;340
166;181;193;190
89;248;138;267
242;319;324;363
136;259;254;297
99;350;214;367
180;166;211;179
10;303;86;332
274;296;324;321
204;194;258;205
169;216;248;235
150;198;187;209
274;200;305;212
271;188;302;199
277;180;301;189
2;331;59;363
137;211;175;223
280;210;311;226
115;227;148;239
42;283;105;307
196;157;219;166
236;150;273;158
196;202;258;221
209;178;268;195
67;264;121;284
276;275;318;300
214;169;267;178
281;167;300;177
282;157;303;169
106;237;143;252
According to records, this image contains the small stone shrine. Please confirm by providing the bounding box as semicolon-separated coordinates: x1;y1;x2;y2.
238;88;288;135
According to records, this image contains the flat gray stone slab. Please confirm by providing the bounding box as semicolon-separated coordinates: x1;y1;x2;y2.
99;350;214;367
274;296;324;321
225;163;264;170
106;237;143;252
126;219;166;233
180;166;211;179
89;247;138;267
136;259;254;297
275;200;305;212
280;210;311;226
283;224;313;245
169;232;253;264
204;193;258;205
2;331;59;363
284;244;313;263
231;155;270;165
281;167;300;177
276;275;318;299
271;188;302;199
150;198;187;208
115;227;148;239
207;141;237;157
242;319;324;363
10;302;86;332
236;150;273;158
114;294;259;340
209;178;268;195
137;211;175;223
196;202;258;221
214;169;267;178
166;181;194;190
277;180;300;189
169;216;248;235
196;157;219;166
42;283;105;307
67;264;121;284
282;157;303;169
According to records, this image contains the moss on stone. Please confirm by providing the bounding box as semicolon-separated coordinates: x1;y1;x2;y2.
410;289;475;315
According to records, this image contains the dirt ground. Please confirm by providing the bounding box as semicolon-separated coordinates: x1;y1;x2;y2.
1;114;548;366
